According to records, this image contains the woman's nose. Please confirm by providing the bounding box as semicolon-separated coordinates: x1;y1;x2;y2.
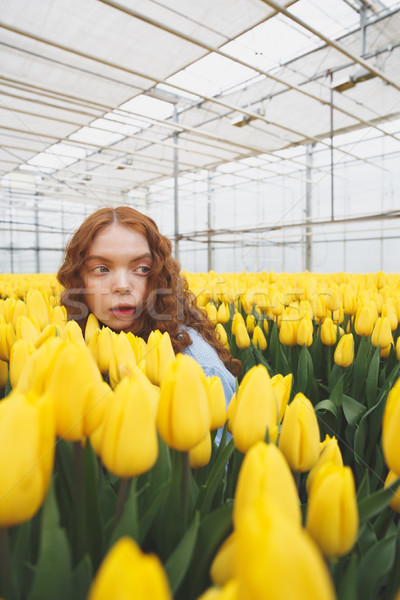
112;270;132;293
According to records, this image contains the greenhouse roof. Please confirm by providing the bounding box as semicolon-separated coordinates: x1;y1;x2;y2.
1;0;400;204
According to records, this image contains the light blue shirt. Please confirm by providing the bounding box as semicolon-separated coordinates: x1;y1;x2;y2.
181;327;236;408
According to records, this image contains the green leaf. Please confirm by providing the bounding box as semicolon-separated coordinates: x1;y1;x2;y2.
357;533;397;600
27;481;72;600
366;346;381;408
187;501;233;600
342;395;367;426
108;479;138;548
314;399;338;437
164;511;200;596
83;440;103;569
195;439;235;516
296;345;314;395
70;555;92;600
358;478;400;523
329;373;345;409
351;335;372;400
356;470;370;502
137;479;171;545
337;552;358;600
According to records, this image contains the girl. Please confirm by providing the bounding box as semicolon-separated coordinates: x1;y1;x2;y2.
57;206;238;404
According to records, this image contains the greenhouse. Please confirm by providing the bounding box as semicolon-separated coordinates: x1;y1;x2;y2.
1;0;400;599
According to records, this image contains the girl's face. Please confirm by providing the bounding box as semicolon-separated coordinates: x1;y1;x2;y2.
82;222;153;331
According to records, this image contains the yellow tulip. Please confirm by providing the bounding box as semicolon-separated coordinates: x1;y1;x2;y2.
108;331;137;387
0;322;17;361
371;316;393;349
235;496;336;600
306;435;343;494
233;441;301;527
320;317;337;346
231;312;245;336
16;337;64;395
382;377;400;473
95;327;114;374
296;316;313;347
45;342;108;440
10;299;28;331
9;339;36;389
232;365;278;453
310;294;326;321
384;470;400;513
210;532;236;586
0;358;8;389
235;322;250;349
396;337;400;361
189;431;212;469
226;392;238;434
196;581;238;600
206;375;227;430
215;323;229;348
26;289;49;330
270;372;292;422
87;536;172;600
279;393;320;472
0;390;55;527
343;291;357;316
252;325;267;351
85;313;100;343
246;314;256;334
354;304;374;336
157;354;210;451
145;330;175;386
381;302;398;330
100;368;159;478
50;304;67;328
16;315;41;345
217;302;230;324
279;317;297;346
334;333;354;368
206;302;218;325
61;319;85;345
306;464;359;557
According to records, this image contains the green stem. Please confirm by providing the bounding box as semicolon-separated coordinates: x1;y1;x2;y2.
181;451;190;531
114;478;130;527
0;527;14;600
72;441;86;566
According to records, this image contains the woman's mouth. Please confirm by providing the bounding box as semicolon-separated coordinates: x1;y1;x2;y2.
110;305;136;318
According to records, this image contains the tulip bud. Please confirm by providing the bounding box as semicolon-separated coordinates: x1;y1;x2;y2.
100;368;159;478
235;496;336;600
0;322;17;361
306;464;359;557
45;342;108;440
371;316;393;349
217;302;230;324
334;333;354;368
382;377;400;474
0;390;55;526
206;302;218;325
61;319;85;345
10;299;28;331
210;532;236;586
279;393;320;472
109;331;136;387
189;431;212;469
384;470;400;513
9;338;36;389
320;317;337;346
343;291;357;316
232;365;278;453
310;294;327;321
234;441;301;527
381;302;398;331
306;435;343;494
145;330;176;386
157;354;210;451
231;312;245;336
51;304;67;328
271;372;292;422
87;536;172;600
354;304;374;336
16;337;64;395
235;322;250;349
206;375;227;430
215;323;229;348
246;314;256;334
296;316;313;347
226;392;237;434
26;289;50;331
279;317;297;346
16;315;41;345
85;313;100;343
95;327;114;374
252;325;267;351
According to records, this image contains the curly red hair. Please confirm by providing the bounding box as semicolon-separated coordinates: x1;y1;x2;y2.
57;206;239;376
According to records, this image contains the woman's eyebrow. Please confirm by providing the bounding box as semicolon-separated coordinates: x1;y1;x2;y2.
85;252;153;262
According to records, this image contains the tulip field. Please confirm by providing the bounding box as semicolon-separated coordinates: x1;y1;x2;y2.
1;270;400;600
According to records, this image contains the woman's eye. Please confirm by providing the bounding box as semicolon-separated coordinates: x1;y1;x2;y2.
93;266;109;273
137;266;151;274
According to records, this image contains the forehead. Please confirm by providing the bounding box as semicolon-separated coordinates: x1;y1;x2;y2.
88;223;151;256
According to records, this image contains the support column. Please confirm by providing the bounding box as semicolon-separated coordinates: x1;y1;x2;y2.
305;143;314;271
207;172;213;271
173;106;179;262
